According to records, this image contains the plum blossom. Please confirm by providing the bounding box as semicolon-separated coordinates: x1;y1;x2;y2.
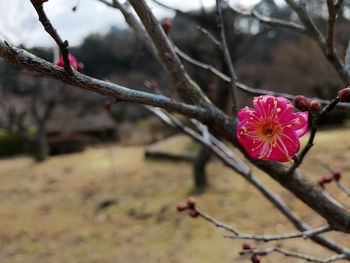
237;95;308;162
56;54;79;71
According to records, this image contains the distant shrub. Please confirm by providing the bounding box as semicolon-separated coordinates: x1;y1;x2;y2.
0;130;26;157
48;133;93;155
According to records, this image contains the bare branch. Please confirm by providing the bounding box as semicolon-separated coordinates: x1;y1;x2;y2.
196;26;222;49
345;40;350;73
97;0;159;59
29;0;73;74
0;41;211;123
129;0;211;106
229;5;307;35
216;0;239;116
326;0;344;56
175;44;350;109
182;205;333;242
240;247;348;263
335;181;350;197
289;97;340;174
148;104;350;255
285;0;350;84
225;225;332;242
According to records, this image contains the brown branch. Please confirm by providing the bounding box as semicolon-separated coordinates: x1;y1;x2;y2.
128;0;211;106
289;97;340;174
285;0;350;84
216;0;239;116
175;44;350;109
29;0;73;74
240;247;348;263
96;0;159;59
224;225;332;242
148;105;350;255
0;41;211;123
229;5;307;35
335;181;350;197
104;4;350;253
196;26;222;49
326;0;344;56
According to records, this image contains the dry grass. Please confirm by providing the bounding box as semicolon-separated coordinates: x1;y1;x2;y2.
0;128;349;263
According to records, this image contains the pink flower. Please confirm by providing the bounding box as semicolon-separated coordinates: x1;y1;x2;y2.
237;95;308;162
56;53;78;71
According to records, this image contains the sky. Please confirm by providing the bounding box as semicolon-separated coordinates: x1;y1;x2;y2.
0;0;271;48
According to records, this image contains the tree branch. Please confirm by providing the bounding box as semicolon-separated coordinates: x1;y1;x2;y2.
175;45;350;109
285;0;350;84
216;0;239;116
240;247;347;263
0;41;211;123
148;105;350;255
30;0;73;74
289;97;340;174
229;5;307;35
129;0;211;106
196;203;332;242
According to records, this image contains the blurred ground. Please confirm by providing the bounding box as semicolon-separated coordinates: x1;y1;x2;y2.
0;128;349;263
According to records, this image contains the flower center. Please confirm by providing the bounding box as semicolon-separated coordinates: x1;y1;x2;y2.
259;121;281;141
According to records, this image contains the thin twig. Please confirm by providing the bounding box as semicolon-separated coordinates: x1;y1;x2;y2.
196;26;222;49
146;105;349;255
289;97;340;174
175;44;350;109
285;0;350;84
240;247;347;263
225;225;332;242
195;207;331;242
129;0;211;106
216;0;239;116
229;5;307;35
326;0;344;56
29;0;73;74
335;181;350;197
0;42;211;123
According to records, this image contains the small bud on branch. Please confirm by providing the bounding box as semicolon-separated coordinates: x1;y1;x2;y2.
338;87;350;103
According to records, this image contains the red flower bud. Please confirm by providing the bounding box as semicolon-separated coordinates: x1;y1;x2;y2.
338;87;350;103
251;253;261;263
104;100;114;111
332;171;341;181
318;176;333;188
309;100;321;111
188;209;199;218
294;95;310;112
77;62;85;73
161;19;172;35
176;203;187;212
187;197;196;209
242;242;254;250
323;176;333;183
56;53;79;71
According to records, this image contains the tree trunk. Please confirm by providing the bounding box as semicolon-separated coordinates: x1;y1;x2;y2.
33;124;48;162
192;146;211;191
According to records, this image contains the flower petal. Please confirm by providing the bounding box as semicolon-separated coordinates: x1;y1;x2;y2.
238;107;253;122
293;112;309;137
